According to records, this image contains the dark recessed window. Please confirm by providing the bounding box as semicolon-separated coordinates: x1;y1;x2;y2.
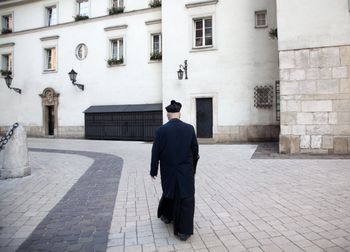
1;14;13;33
255;10;267;28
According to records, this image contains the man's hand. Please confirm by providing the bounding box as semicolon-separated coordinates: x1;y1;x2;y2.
151;176;156;180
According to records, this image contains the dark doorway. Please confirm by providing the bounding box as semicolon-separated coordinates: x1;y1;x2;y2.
196;98;213;138
47;106;54;135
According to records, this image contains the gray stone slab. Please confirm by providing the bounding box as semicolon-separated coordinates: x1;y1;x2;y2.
16;148;123;252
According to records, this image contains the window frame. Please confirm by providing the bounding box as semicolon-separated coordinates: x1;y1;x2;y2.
255;10;267;28
193;16;213;49
45;5;58;27
112;0;124;8
151;33;162;54
1;53;13;73
76;0;90;17
109;37;125;64
44;47;57;72
1;13;13;32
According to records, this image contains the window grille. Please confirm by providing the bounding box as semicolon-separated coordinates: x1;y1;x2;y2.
254;85;274;108
275;81;280;121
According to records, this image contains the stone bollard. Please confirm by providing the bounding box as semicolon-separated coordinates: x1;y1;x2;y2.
0;124;30;179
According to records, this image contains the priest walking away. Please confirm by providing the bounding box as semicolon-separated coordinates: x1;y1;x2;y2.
150;100;199;241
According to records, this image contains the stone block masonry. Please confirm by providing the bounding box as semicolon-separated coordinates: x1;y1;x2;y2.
279;45;350;154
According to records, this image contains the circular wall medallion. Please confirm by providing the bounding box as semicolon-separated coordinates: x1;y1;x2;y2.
75;43;88;60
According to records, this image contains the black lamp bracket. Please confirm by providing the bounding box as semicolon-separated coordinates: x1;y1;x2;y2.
72;81;84;91
179;60;188;80
3;75;21;94
9;87;22;94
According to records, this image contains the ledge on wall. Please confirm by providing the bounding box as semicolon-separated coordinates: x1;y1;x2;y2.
0;42;15;48
40;35;59;41
104;25;128;32
185;0;218;9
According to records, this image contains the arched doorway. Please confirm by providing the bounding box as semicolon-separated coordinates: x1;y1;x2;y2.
39;88;59;136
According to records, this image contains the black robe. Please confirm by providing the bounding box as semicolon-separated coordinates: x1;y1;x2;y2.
150;119;199;235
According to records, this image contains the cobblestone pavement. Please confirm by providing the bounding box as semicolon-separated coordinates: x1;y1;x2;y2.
17;149;123;252
0;150;93;251
252;142;350;159
1;138;350;252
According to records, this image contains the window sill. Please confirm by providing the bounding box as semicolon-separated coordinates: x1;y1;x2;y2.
148;60;162;64
190;47;217;53
0;75;14;78
107;63;126;68
43;70;57;74
255;25;268;29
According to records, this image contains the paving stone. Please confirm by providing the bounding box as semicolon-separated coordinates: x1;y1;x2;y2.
2;138;350;251
15;148;123;251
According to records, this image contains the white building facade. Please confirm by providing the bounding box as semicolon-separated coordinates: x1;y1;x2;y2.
1;0;279;142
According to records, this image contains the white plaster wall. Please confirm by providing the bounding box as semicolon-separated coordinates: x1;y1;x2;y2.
0;0;154;32
162;0;279;129
0;8;162;127
277;0;350;50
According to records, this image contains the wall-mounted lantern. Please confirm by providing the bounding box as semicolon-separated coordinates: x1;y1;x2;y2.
68;69;84;91
3;73;21;94
177;60;188;80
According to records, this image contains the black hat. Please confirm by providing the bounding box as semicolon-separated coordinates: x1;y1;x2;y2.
166;100;182;113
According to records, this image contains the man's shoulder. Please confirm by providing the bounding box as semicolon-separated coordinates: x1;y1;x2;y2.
158;120;194;131
156;122;171;133
178;121;195;132
181;121;194;128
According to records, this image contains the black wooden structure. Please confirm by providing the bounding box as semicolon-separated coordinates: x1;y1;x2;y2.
84;104;162;141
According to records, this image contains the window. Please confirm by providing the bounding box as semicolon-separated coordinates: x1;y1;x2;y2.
108;38;124;65
77;0;89;16
194;17;212;48
112;0;124;8
151;34;161;53
46;5;57;26
1;54;12;75
150;34;162;60
1;14;13;34
255;10;267;28
109;0;124;14
149;0;161;8
111;39;123;60
44;48;57;71
254;85;273;108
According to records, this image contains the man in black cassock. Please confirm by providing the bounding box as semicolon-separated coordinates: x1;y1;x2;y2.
150;100;199;241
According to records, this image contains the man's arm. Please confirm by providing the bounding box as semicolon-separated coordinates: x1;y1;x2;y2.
150;129;161;177
191;127;199;174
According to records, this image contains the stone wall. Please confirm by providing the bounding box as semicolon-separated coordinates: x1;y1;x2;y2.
279;45;350;154
0;126;84;139
216;125;280;143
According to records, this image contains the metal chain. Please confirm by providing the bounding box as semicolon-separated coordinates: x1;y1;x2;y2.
0;123;19;152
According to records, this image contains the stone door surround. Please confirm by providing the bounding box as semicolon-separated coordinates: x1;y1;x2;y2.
39;88;59;136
